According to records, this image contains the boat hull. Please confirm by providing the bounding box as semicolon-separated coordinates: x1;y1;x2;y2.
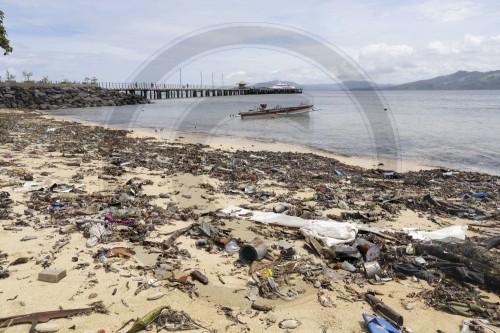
240;104;313;118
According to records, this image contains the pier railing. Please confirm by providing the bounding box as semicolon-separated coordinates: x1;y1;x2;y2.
97;82;303;99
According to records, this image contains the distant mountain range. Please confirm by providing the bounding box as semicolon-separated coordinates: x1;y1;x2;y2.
303;81;394;90
252;70;500;90
387;70;500;90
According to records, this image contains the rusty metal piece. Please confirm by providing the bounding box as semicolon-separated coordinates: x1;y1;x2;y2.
190;270;209;285
0;307;94;328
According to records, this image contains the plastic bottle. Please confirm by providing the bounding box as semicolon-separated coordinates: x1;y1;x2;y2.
97;249;107;263
225;239;240;254
97;249;109;272
341;261;357;272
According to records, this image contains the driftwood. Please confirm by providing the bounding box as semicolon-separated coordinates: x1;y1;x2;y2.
161;225;193;249
415;239;500;292
0;307;94;328
482;236;500;250
365;293;404;327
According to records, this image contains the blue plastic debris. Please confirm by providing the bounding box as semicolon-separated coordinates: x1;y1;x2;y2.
334;169;343;177
464;192;489;199
363;313;401;333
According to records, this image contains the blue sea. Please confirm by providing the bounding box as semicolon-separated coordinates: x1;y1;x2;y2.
49;90;500;175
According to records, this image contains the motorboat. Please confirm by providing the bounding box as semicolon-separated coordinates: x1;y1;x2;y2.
239;103;314;118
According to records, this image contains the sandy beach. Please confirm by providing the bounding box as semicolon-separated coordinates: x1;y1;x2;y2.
1;109;499;333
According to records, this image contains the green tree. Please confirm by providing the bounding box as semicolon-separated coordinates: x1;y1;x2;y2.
0;10;13;55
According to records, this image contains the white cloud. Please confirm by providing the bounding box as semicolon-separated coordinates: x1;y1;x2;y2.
359;43;414;59
426;34;500;55
357;43;416;77
353;33;500;83
2;1;500;84
226;70;247;79
415;0;482;23
426;41;460;55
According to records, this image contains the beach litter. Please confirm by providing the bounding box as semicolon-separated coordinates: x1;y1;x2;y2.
0;109;498;332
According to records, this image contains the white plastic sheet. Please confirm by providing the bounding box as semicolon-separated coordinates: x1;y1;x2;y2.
222;205;358;246
405;225;468;241
86;223;109;248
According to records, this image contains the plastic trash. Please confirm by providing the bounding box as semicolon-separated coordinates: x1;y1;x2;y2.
330;244;362;260
148;278;160;287
393;263;439;283
97;249;107;266
406;225;467;241
460;319;493;333
341;261;357;272
224;239;240;254
442;171;457;178
428;258;484;284
86;223;110;247
463;192;490;199
363;313;401;333
471;192;489;198
222;205;358;246
103;213;134;225
244;187;255;194
334;169;343;176
338;200;349;210
414;257;426;265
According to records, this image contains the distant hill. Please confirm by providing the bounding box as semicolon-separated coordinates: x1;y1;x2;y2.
303;81;394;91
251;71;500;91
388;70;500;90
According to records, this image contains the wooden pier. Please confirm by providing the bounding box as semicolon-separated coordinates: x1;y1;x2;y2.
99;83;302;99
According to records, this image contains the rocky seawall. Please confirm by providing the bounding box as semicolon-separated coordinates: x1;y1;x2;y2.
0;84;149;110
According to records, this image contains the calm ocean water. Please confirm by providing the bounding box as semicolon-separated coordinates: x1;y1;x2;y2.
49;90;500;175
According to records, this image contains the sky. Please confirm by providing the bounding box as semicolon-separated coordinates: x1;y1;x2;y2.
1;0;500;85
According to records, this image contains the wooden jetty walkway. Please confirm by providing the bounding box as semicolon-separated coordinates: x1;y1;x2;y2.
99;82;302;99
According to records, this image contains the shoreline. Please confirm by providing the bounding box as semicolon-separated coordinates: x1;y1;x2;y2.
42;111;443;174
1;108;498;333
39;105;500;176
